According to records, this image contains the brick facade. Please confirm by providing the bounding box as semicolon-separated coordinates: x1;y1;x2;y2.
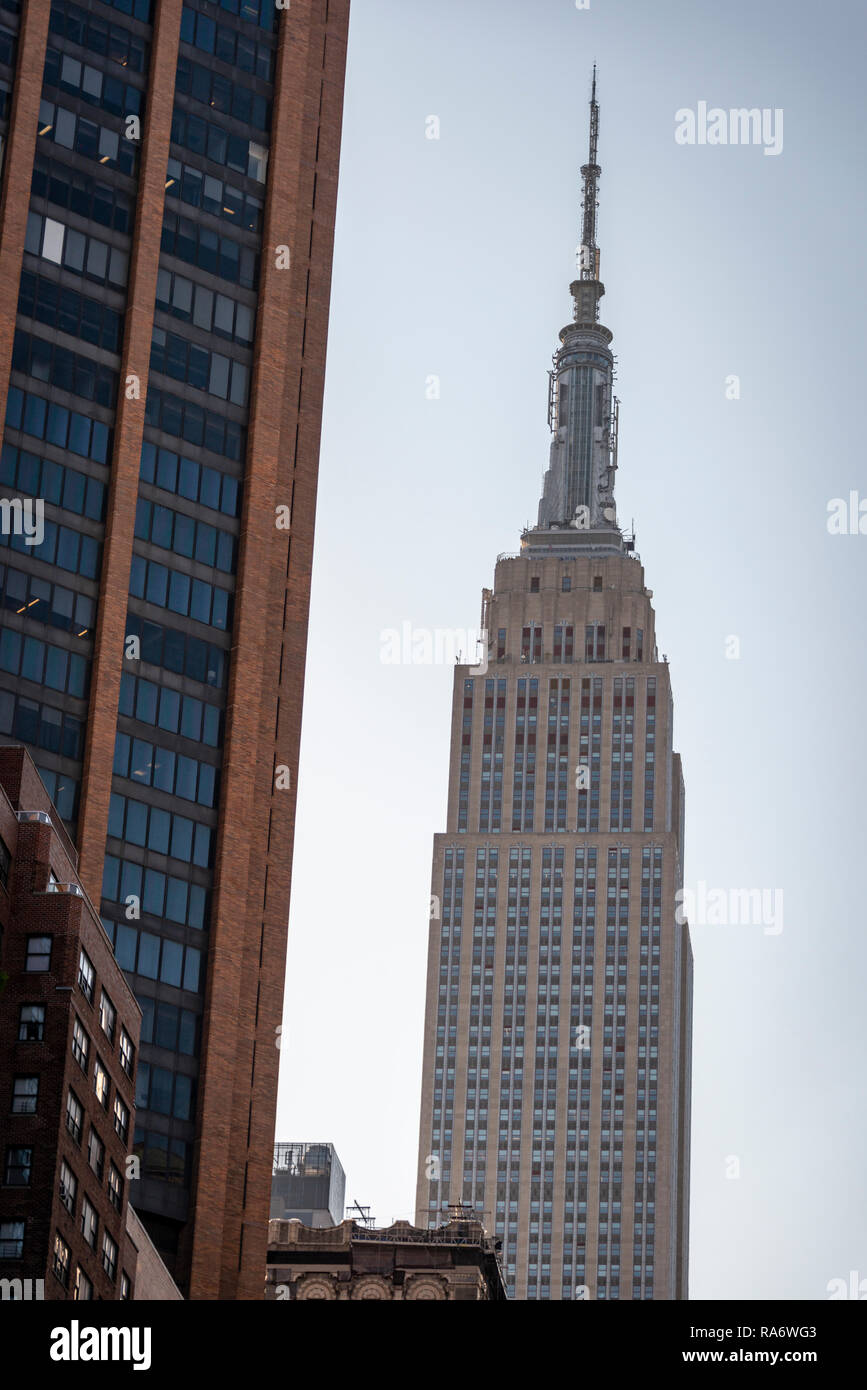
0;746;141;1301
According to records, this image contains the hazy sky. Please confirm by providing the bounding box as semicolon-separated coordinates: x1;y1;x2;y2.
276;0;867;1299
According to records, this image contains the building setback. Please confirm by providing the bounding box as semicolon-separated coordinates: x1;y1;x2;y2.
0;0;349;1297
265;1216;507;1301
414;75;693;1300
0;745;141;1301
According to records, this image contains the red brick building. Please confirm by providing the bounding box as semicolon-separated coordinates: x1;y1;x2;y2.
0;0;349;1296
0;745;141;1301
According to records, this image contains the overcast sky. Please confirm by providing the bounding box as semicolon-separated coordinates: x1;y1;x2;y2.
276;0;867;1299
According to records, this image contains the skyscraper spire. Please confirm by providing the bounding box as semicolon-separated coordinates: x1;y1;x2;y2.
579;64;601;288
533;69;621;548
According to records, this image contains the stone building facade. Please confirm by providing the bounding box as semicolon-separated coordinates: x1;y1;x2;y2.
265;1217;507;1301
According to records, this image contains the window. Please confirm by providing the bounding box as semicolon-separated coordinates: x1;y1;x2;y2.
0;1222;24;1259
94;1058;110;1110
4;1147;32;1186
76;947;94;1002
113;1094;129;1144
119;1028;135;1079
562;575;572;592
530;577;540;593
99;990;116;1044
65;1089;83;1145
0;833;9;888
59;1159;77;1216
102;1231;118;1282
11;1076;38;1115
25;935;51;971
120;1270;131;1300
80;1195;97;1249
72;1017;90;1072
108;1162;123;1213
593;575;603;592
73;1265;93;1300
52;1232;70;1287
87;1129;104;1183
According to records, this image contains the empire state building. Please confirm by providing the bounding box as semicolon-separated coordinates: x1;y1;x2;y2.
414;73;693;1301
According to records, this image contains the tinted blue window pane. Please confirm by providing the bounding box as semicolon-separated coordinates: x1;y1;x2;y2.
201;467;221;510
157;687;180;733
113;731;130;777
150;1065;172;1114
145;563;168;606
211;587;229;630
148;806;171;855
183;947;200;993
119;671;135;717
129;554;146;597
173;512;195;557
19;636;43;682
139;996;155;1045
44;645;68;691
6;386;23;428
197;763;215;807
130;738;153;784
23;394;47;437
143;869;165;916
91;421;110;463
175;755;197;801
180;696;201;740
190;580;210;623
67;653;87;698
108;792;124;838
140;441;156;483
171;816;193;861
137;933;159;981
192;822;210;868
116;924;138;974
120;860;142;903
0;628;22;673
156;448;178;491
47;404;69;447
165;876;187;924
160;939;183;987
178;456;198;500
187;884;206;929
179;1010;196;1054
67;411;90;456
124;798;147;846
152;748;175;793
135;678;158;724
168;570;190;614
102;854;120;901
202;704;219;746
155;1003;177;1050
173;1073;192;1120
79;536;99;579
136;1061;150;1109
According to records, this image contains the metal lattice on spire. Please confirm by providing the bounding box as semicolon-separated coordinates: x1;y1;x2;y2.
579;65;601;283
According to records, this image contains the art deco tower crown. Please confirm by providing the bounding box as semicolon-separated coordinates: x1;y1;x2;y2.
534;69;622;553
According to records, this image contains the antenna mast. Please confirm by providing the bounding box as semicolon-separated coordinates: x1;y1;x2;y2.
580;65;601;285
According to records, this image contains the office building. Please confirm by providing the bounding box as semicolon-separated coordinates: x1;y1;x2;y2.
270;1141;345;1227
0;0;350;1296
414;76;693;1300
